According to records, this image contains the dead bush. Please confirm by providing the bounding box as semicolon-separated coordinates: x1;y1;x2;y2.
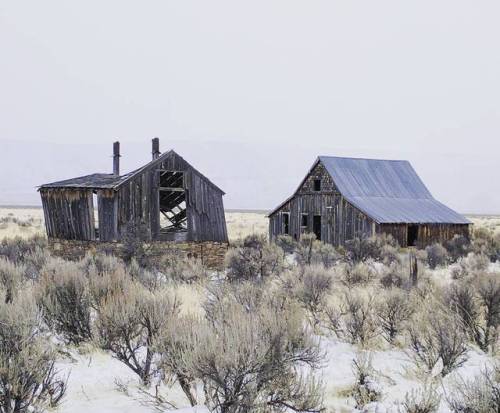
87;264;131;310
447;364;500;413
472;227;500;263
275;234;296;256
37;258;92;345
379;263;406;289
339;261;377;286
0;292;66;413
445;234;471;263
452;252;491;280
425;243;449;269
327;290;378;346
476;275;500;352
0;235;47;265
377;289;414;344
0;258;24;303
345;234;399;263
154;315;202;406
95;286;180;385
158;251;208;284
81;252;124;277
400;383;441;413
289;265;333;327
446;283;482;346
408;309;468;376
121;220;151;265
179;299;324;412
351;352;381;408
225;234;284;281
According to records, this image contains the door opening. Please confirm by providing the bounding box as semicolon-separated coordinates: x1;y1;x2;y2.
313;215;321;241
282;213;289;235
407;225;418;247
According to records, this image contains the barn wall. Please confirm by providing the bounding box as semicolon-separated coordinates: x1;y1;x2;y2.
40;189;96;240
269;162;374;246
377;223;471;248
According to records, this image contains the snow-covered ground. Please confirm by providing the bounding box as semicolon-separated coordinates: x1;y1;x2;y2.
54;337;495;413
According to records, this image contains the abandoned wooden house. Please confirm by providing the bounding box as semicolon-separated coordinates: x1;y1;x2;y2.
39;139;228;243
269;156;471;248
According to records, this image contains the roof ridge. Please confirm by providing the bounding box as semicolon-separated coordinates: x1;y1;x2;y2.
319;155;409;163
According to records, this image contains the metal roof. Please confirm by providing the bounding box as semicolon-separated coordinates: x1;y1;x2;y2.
319;156;470;224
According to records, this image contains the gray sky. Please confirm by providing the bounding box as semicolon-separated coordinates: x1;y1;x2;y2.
1;1;499;212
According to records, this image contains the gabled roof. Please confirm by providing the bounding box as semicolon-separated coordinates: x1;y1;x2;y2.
270;156;470;225
39;149;225;194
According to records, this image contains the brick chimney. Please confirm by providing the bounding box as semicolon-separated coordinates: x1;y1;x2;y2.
113;141;120;175
152;137;160;160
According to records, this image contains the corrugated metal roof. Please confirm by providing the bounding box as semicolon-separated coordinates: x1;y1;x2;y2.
319;156;470;224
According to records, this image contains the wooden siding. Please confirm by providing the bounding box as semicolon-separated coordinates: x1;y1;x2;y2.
40;189;96;240
377;223;470;248
269;162;374;246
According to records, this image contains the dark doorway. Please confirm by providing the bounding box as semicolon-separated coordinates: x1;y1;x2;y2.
313;215;322;241
407;225;418;247
283;213;289;235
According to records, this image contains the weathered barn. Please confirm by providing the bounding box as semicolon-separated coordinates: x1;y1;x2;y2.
269;156;471;248
39;139;228;243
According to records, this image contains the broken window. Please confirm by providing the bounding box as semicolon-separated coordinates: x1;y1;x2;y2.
159;170;187;234
314;179;321;191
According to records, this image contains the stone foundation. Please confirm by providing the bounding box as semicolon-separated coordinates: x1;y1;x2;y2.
48;239;228;270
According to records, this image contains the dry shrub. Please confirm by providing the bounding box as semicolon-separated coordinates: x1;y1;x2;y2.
451;252;491;280
0;258;24;303
351;352;381;408
425;243;449;269
327;289;378;346
275;234;296;256
408;309;468;376
339;261;377;286
445;234;471;263
379;263;406;289
0;292;66;413
377;289;414;344
284;265;334;327
400;383;441;413
446;283;482;345
476;275;500;352
295;233;341;268
447;364;500;413
37;258;92;345
81;252;124;277
225;234;284;281
345;234;399;263
158;252;209;284
0;235;47;264
472;227;500;263
171;296;324;412
95;285;180;385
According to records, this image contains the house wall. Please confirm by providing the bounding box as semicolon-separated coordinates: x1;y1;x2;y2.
269;162;375;245
40;189;95;240
114;151;228;242
40;152;228;243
